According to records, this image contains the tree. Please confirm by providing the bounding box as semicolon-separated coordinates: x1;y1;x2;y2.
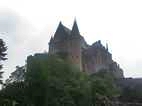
0;81;28;105
90;69;120;105
0;39;7;84
25;54;92;106
5;66;25;85
1;53;121;105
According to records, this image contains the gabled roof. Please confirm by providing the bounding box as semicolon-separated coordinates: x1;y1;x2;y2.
53;20;82;41
54;21;71;41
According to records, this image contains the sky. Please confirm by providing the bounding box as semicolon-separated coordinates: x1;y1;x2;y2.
0;0;142;80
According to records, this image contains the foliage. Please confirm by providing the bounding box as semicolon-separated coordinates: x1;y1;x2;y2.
26;54;92;106
1;54;121;106
5;66;25;85
0;82;29;106
0;39;7;68
0;39;7;84
90;69;121;105
91;69;120;97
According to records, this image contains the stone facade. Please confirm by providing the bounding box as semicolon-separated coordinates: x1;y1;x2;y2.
49;20;124;78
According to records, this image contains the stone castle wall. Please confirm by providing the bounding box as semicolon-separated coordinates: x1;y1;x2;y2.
48;21;124;78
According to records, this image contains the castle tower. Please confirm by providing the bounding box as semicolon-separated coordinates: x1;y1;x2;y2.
48;20;83;71
68;20;83;70
48;36;54;54
71;19;80;36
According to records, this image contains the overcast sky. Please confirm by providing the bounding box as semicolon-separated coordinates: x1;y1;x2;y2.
0;0;142;80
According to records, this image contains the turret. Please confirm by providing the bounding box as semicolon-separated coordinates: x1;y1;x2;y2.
67;20;83;70
48;36;54;54
71;19;80;36
106;43;108;51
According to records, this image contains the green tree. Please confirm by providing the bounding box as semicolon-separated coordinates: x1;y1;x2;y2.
0;82;28;106
5;66;25;85
1;53;121;106
90;69;120;105
0;39;7;84
26;54;92;106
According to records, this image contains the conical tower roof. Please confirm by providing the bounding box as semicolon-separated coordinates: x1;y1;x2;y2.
71;19;80;36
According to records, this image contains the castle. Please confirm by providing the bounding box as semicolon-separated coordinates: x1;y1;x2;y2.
48;20;124;78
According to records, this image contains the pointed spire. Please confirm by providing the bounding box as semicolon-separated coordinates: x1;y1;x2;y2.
106;43;108;51
57;21;63;30
55;21;64;33
59;21;62;26
71;19;80;36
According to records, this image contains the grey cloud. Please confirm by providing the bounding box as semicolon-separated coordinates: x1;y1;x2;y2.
0;9;36;45
0;9;38;80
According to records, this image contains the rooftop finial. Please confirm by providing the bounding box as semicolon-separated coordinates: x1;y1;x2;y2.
106;43;108;51
74;17;77;22
59;21;63;25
